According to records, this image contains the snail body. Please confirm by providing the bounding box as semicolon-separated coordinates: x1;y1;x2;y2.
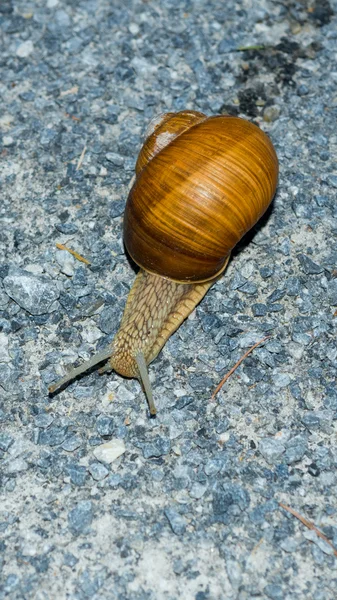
49;111;278;414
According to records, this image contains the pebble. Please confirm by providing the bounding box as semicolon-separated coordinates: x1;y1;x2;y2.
164;508;187;535
68;501;93;535
34;414;54;428
142;437;171;459
297;254;324;275
212;484;250;516
280;537;299;553
3;268;59;315
284;435;307;464
0;432;14;451
226;558;242;590
55;250;75;277
264;584;284;600
189;482;207;499
65;464;88;487
61;436;82;452
96;415;114;437
16;40;34;58
37;426;68;446
6;458;29;474
303;530;335;555
88;461;109;481
259;438;286;464
92;439;126;464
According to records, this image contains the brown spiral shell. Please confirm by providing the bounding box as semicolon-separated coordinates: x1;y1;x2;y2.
124;111;278;283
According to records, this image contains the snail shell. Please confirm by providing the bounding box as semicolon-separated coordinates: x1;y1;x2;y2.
125;110;278;283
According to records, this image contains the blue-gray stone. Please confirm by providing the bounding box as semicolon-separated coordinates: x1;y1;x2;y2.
68;501;93;535
88;461;109;481
298;254;324;275
3;268;59;315
38;426;68;446
61;436;82;452
264;583;284;600
212;484;250;515
164;508;187;535
0;432;14;451
252;303;267;316
142;437;171;459
34;413;54;428
96;415;114;436
65;464;88;486
259;438;286;464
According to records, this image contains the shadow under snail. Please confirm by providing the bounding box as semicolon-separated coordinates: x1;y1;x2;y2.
49;110;278;415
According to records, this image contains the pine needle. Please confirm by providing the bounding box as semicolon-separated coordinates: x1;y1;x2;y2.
279;502;337;557
56;243;90;265
211;335;270;399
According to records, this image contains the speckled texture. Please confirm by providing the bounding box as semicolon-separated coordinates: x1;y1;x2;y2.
1;0;337;599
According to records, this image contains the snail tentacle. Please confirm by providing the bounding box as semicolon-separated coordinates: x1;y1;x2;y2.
48;347;114;394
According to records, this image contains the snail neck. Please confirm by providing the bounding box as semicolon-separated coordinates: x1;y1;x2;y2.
109;269;213;378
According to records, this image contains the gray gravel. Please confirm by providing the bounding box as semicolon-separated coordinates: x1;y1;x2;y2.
1;0;337;598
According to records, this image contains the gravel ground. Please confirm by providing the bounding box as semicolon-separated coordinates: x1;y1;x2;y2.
1;0;337;598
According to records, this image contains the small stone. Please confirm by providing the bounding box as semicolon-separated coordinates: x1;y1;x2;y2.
34;414;54;428
56;250;75;277
272;373;291;388
212;484;250;515
16;40;34;57
298;254;324;275
164;508;187;535
284;435;307;464
6;458;29;474
226;558;242;589
105;152;124;166
263;105;280;122
327;175;337;189
259;438;286;464
37;426;68;446
142;437;171;459
303;530;335;555
0;432;14;451
88;461;109;481
65;464;88;486
96;415;114;436
280;537;299;553
93;439;126;464
62;436;82;452
252;303;267;316
3;574;20;593
109;200;125;218
264;583;284;600
55;223;79;234
3;268;59;315
327;279;337;306
3;136;14;147
301;413;321;430
63;552;78;568
189;482;207;499
68;501;93;535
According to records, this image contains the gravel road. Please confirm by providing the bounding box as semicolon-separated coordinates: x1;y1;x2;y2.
0;0;337;598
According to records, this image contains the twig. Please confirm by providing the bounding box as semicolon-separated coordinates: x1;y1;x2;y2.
211;336;270;399
279;502;337;557
76;144;87;171
56;243;90;265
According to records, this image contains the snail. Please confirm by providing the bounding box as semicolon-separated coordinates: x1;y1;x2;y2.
49;110;278;415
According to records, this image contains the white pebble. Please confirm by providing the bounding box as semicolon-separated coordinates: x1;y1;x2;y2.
55;249;75;277
93;439;126;464
3;136;14;146
16;41;34;58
